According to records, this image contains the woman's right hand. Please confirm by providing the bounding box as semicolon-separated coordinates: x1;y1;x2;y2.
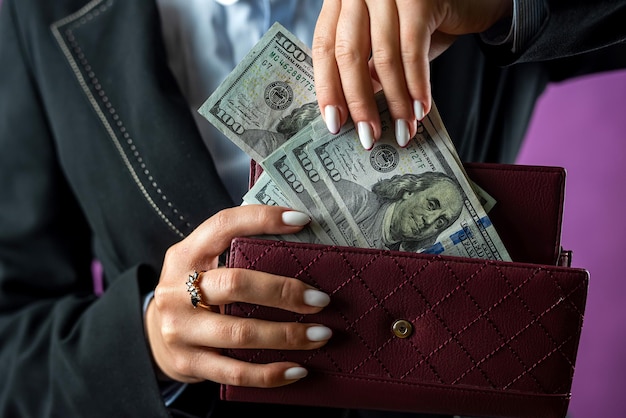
313;0;513;148
144;205;332;387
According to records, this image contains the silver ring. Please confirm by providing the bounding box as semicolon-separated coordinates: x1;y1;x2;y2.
186;271;211;310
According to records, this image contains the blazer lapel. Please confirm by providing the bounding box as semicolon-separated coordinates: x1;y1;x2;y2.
51;0;234;238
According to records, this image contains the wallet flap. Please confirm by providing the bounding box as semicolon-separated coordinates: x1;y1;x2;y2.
249;160;566;265
461;163;566;265
223;237;589;418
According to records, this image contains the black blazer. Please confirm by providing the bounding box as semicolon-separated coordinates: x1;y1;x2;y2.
0;0;624;417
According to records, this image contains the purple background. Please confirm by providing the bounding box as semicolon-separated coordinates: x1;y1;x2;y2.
1;0;624;412
516;68;626;417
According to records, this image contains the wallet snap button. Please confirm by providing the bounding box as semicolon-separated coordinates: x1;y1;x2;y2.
392;319;413;338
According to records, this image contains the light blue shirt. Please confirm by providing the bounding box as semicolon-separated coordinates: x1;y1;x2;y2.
156;0;323;204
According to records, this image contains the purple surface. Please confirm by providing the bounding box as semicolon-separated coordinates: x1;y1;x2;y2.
516;69;626;418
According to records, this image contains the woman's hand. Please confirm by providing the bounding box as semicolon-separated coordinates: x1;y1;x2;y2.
313;0;512;149
145;205;332;387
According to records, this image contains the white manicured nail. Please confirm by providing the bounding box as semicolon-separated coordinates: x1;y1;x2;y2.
395;119;410;147
324;105;341;134
282;211;311;226
306;326;332;342
284;366;308;380
414;100;424;121
303;289;330;307
357;122;374;150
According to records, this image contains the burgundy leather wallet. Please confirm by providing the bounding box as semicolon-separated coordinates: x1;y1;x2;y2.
222;162;589;418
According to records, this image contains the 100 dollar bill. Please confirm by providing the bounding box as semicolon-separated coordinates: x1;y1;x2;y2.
199;22;319;163
201;23;510;261
258;126;349;246
303;94;511;260
243;171;318;244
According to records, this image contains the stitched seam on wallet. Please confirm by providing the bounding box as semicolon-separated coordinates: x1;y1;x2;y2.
502;269;587;392
229;240;584;393
292;245;329;291
398;260;489;382
451;266;546;390
500;266;581;382
547;267;586;319
550;270;588;393
410;259;498;388
385;261;579;392
452;269;586;392
505;335;575;391
288;245;344;371
504;277;585;392
346;255;445;382
498;265;563;389
440;270;536;387
454;268;547;392
336;251;395;378
238;241;275;268
389;256;446;383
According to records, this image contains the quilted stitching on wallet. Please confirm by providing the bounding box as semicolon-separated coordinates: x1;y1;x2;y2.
227;240;587;395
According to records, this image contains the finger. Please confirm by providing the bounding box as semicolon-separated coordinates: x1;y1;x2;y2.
313;0;348;134
186;349;310;388
334;0;380;149
184;313;332;351
428;30;458;61
187;205;311;258
397;0;436;118
198;268;331;314
366;0;417;147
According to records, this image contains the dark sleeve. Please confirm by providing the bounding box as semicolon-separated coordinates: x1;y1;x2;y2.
480;0;626;69
0;2;169;417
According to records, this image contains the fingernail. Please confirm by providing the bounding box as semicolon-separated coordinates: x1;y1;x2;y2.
395;119;411;147
414;100;425;121
303;289;330;307
282;211;311;226
284;366;308;380
357;122;374;150
306;325;333;342
324;105;341;134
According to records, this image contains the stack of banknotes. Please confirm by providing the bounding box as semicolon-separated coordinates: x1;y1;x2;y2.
199;23;510;261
